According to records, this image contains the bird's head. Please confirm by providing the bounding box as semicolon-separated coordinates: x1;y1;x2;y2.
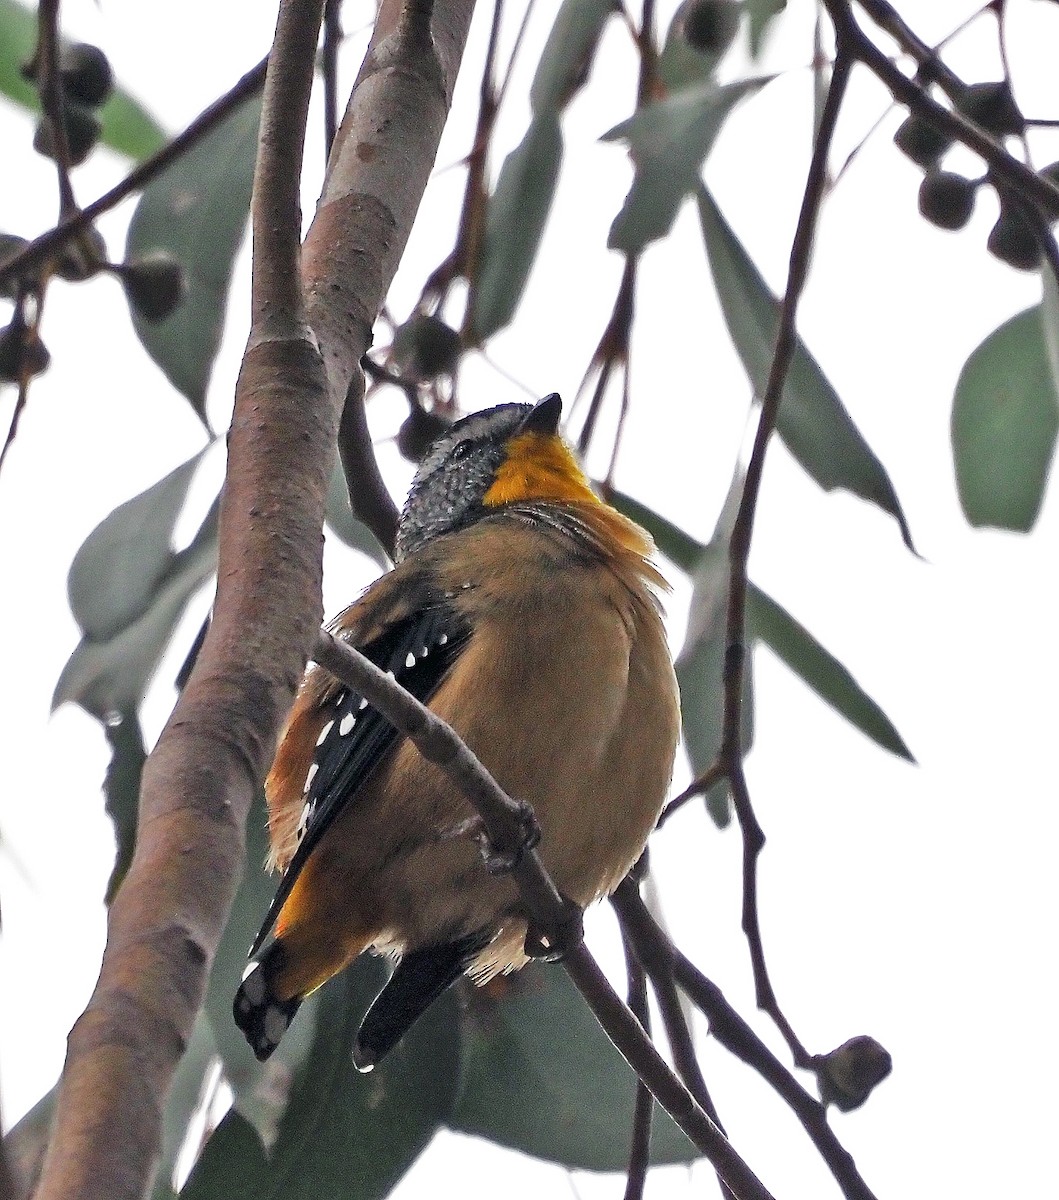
394;393;598;562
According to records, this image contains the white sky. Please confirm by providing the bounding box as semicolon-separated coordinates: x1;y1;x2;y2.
1;2;1057;1198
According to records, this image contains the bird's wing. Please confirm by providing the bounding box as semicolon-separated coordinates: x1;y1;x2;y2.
250;597;470;956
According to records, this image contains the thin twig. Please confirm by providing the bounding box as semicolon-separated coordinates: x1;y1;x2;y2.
658;759;727;826
621;932;652;1200
615;886;881;1200
323;0;342;158
35;0;77;216
312;630;775;1200
719;40;853;1070
0;59;267;295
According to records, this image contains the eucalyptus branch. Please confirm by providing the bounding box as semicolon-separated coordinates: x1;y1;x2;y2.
620;933;652;1200
312;630;776;1200
0;59;267;296
30;6;327;1198
34;0;77;216
719;40;853;1071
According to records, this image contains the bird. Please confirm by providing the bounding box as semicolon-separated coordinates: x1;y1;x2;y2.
233;392;680;1070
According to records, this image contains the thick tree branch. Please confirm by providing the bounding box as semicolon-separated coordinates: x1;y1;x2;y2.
312;630;775;1200
32;5;328;1199
303;0;477;554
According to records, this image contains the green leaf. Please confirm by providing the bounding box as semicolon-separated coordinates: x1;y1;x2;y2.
529;0;615;115
153;1014;218;1200
452;967;698;1169
746;0;787;56
697;186;914;550
607;489;705;573
203;789;320;1146
324;453;390;568
469;112;563;342
658;0;741;92
605;78;768;255
674;540;753;827
259;958;461;1200
747;585;913;761
0;0;165;160
68;449;207;643
951;305;1059;531
53;497;218;718
1042;273;1059;398
126;93;261;423
102;709;145;904
4;1082;57;1194
180;1110;268;1200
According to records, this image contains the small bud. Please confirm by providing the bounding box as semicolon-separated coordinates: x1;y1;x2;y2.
396;405;453;463
55;225;108;282
391;314;461;382
33;104;100;167
955;81;1025;138
120;253;187;322
815;1036;892;1112
59;43;113;108
0;323;51;383
0;234;31;299
917;170;977;230
893;114;953;168
678;0;740;57
987;206;1041;271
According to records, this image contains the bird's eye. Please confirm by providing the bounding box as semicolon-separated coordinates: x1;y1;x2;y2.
449;440;474;461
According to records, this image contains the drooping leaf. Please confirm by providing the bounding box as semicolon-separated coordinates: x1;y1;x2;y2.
53;498;218;718
605;79;769;255
3;1082;57;1196
152;1015;218;1200
607;489;705;573
203;790;320;1147
747;585;913;761
529;0;615;115
0;0;166;160
102;709;146;904
324;453;390;568
1041;273;1059;398
451;967;698;1169
68;449;208;643
180;1109;268;1200
258;958;461;1200
469;113;563;342
951;305;1058;531
126;93;261;424
746;0;787;56
697;186;914;549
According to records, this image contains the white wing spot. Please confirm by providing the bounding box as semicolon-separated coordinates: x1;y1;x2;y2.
316;720;334;747
405;651;417;669
438;633;448;646
303;762;319;794
358;697;369;711
339;712;356;736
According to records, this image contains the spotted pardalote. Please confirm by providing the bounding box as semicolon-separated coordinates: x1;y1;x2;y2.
234;393;680;1069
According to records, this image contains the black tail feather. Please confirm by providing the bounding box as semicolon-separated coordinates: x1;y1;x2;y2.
352;933;488;1072
233;942;302;1062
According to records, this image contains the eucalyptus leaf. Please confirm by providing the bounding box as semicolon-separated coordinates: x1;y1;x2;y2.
747;585;913;761
747;0;787;56
469;113;563;342
451;966;698;1169
529;0;614;115
605;79;769;255
126;93;261;423
658;0;741;91
153;1015;217;1200
697;186;914;549
180;1109;268;1200
607;488;705;573
324;454;390;568
0;0;165;159
951;305;1058;531
203;790;319;1147
68;449;207;642
102;709;145;904
257;958;461;1200
53;500;218;718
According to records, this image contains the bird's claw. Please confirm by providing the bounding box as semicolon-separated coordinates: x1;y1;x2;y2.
523;895;584;962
